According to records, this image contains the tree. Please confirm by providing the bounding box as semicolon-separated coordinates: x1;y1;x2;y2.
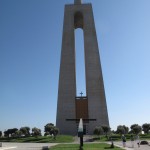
116;125;125;135
32;127;41;137
101;125;110;138
44;123;59;139
44;123;54;135
122;125;129;134
116;125;129;134
130;124;138;130
20;127;30;136
142;123;150;134
25;127;30;136
133;126;142;135
111;130;115;134
15;130;22;137
9;128;18;137
3;128;18;137
93;126;104;139
44;132;49;136
0;131;2;137
130;124;142;135
44;123;58;135
4;130;9;137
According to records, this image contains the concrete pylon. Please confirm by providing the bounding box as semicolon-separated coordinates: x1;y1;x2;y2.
56;1;109;135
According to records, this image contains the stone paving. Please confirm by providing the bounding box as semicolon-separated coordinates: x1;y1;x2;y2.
0;140;149;150
0;143;58;150
114;141;150;150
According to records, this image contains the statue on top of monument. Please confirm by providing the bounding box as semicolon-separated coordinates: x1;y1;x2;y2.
74;0;82;4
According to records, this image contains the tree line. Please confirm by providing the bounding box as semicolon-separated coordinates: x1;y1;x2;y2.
115;123;150;135
93;123;150;137
0;123;59;138
1;123;150;138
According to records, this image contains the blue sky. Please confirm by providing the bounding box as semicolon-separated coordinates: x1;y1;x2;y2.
0;0;150;134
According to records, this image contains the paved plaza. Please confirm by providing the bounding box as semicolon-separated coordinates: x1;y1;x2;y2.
114;141;150;150
0;140;149;150
0;143;58;150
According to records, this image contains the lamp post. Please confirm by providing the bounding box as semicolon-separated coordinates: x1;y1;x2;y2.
78;118;84;148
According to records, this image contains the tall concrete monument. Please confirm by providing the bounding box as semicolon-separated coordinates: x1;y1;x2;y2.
56;0;109;135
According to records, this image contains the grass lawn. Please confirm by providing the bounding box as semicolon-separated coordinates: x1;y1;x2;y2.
93;134;150;142
0;135;74;143
49;143;124;150
0;134;149;143
140;134;150;140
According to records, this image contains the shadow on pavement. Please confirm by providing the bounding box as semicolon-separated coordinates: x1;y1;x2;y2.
42;146;49;150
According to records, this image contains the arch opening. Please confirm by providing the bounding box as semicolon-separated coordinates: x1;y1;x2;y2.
75;28;86;97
